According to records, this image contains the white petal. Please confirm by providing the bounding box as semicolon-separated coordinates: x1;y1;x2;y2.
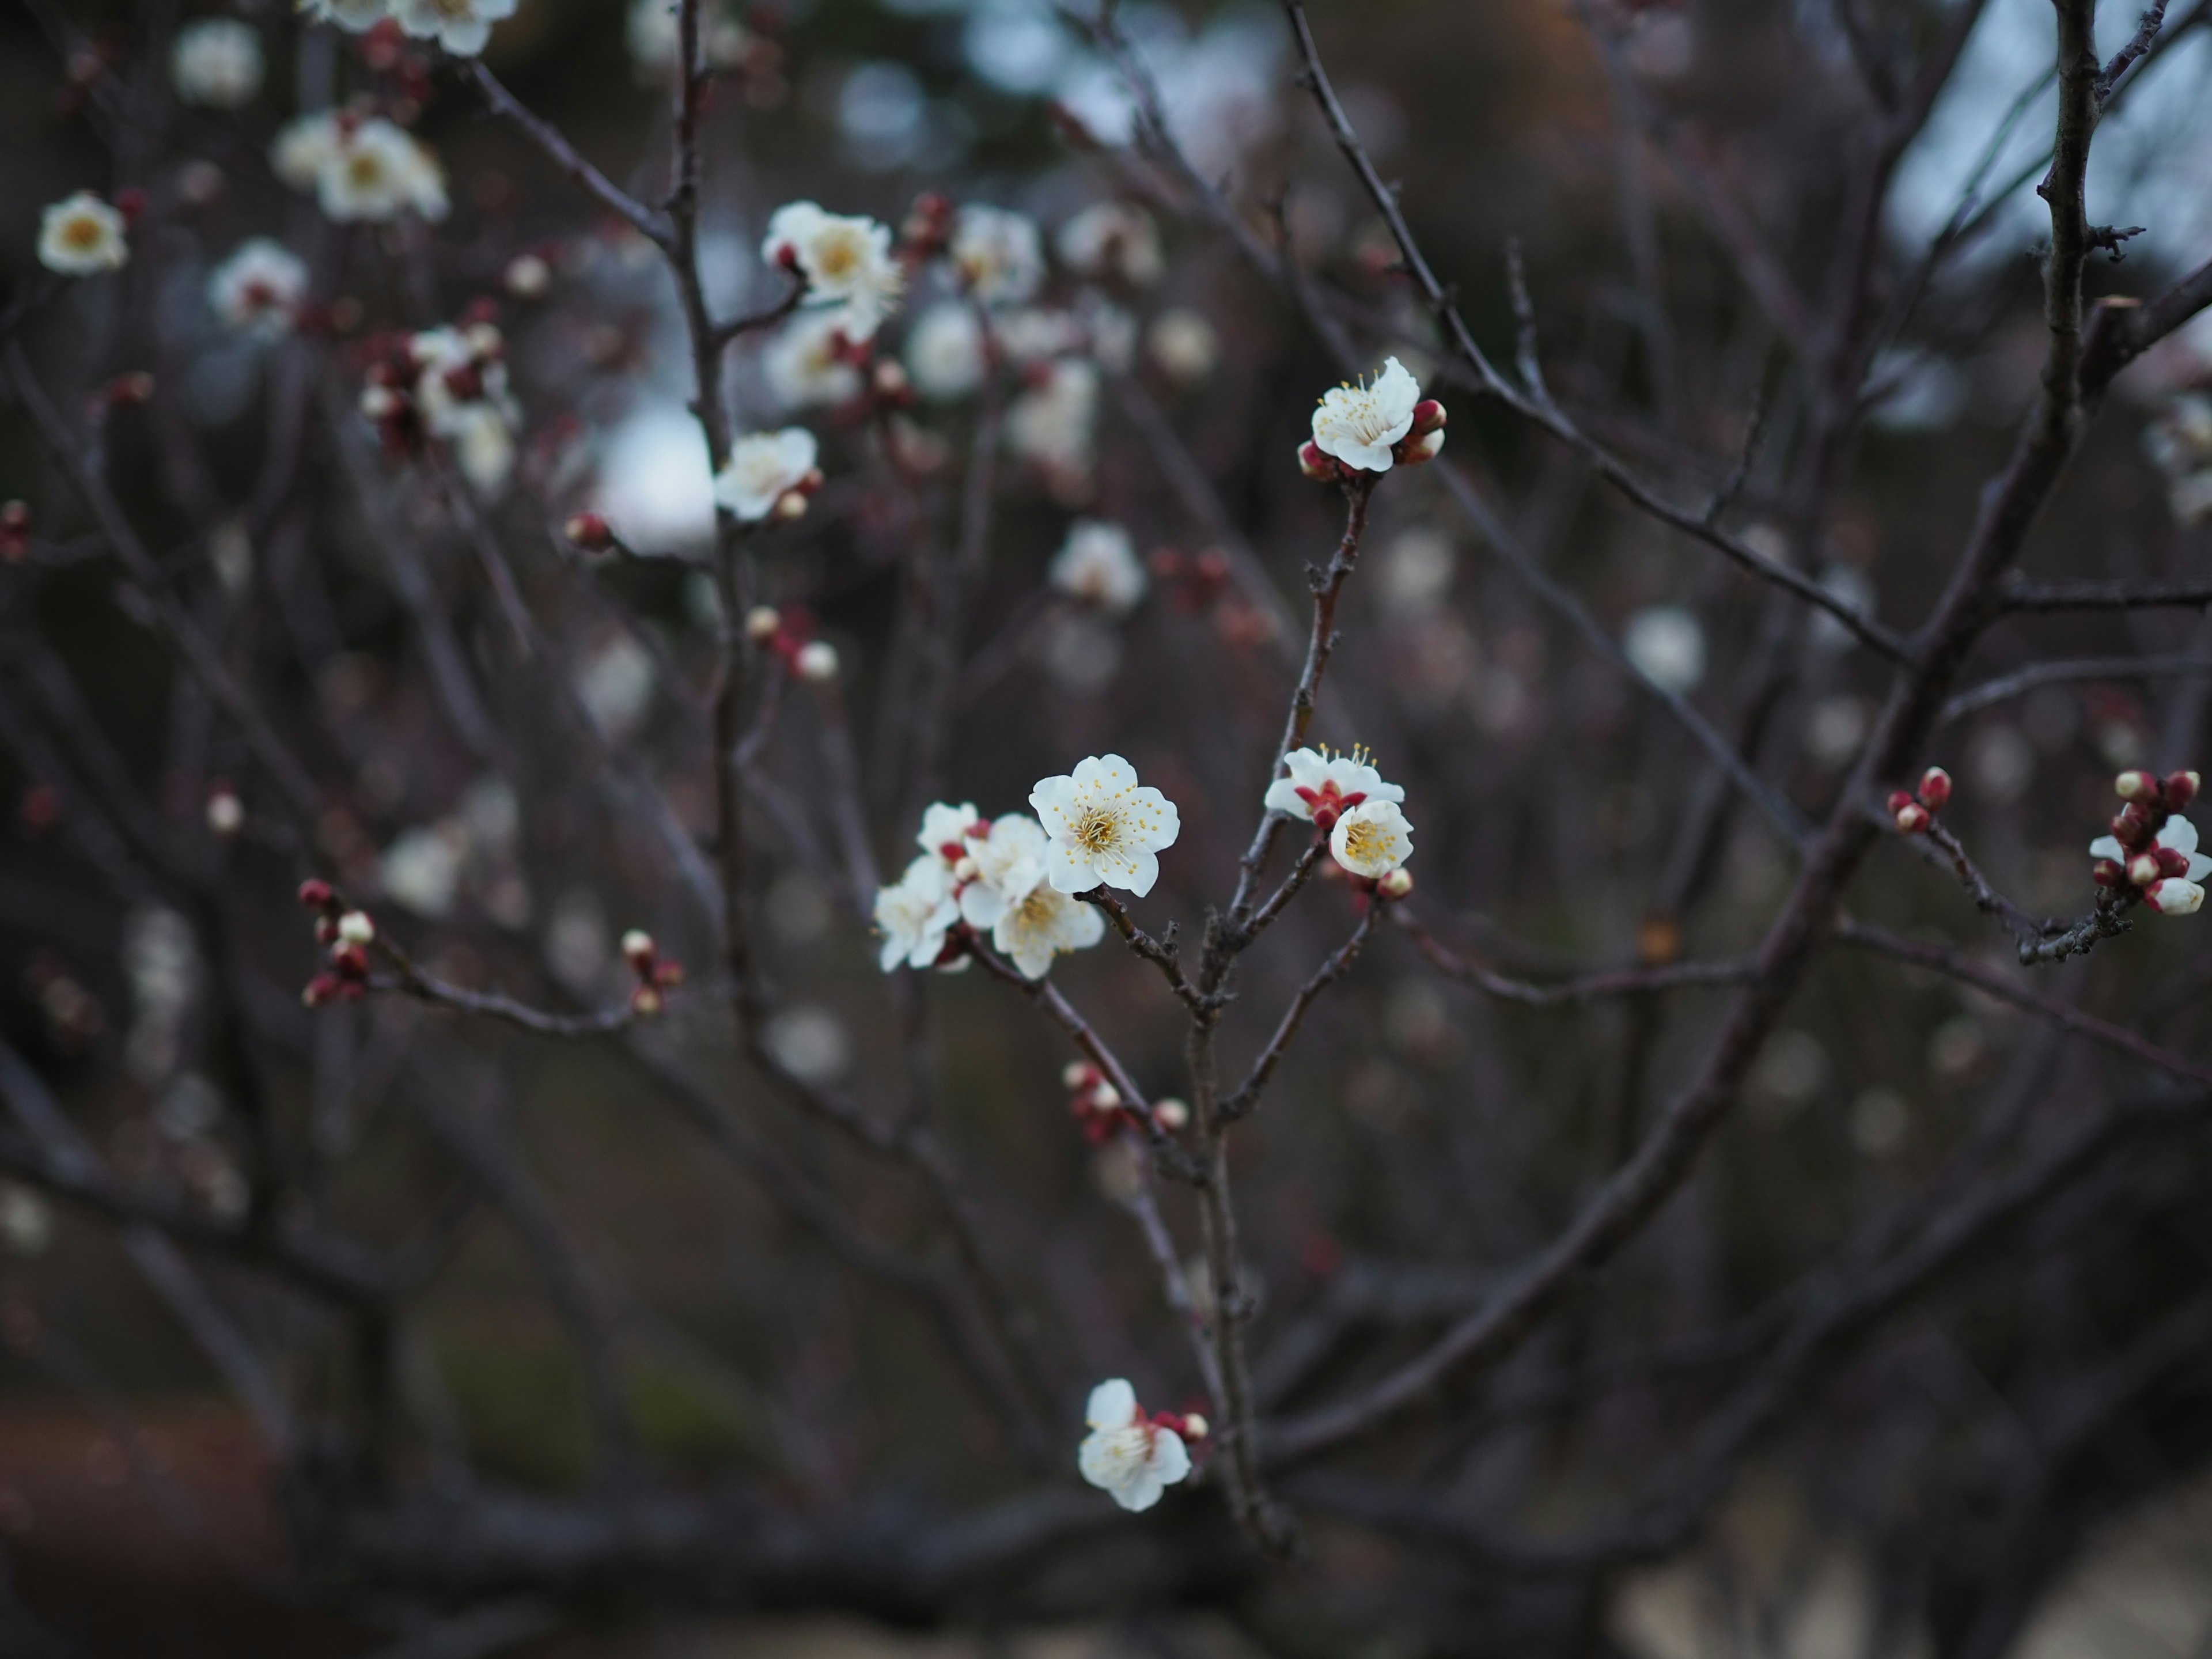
2190;853;2212;882
1114;1471;1164;1512
959;882;1007;929
1066;902;1105;948
1045;840;1094;894
2089;835;2125;862
1262;779;1311;819
2159;816;2200;857
1119;849;1160;897
1149;1429;1191;1487
1085;1378;1137;1428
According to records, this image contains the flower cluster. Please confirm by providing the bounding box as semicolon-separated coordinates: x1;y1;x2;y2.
274;112;448;224
359;321;523;493
209;240;310;340
2145;391;2212;527
296;881;377;1007
874;801;1106;981
1298;357;1447;479
712;428;822;522
618;930;684;1017
1886;766;1952;835
1264;746;1415;885
1077;1378;1203;1513
762;202;904;342
301;0;518;56
2091;769;2209;916
36;191;129;276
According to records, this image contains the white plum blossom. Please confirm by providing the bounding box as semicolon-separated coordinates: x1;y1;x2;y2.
37;192;127;275
1030;753;1180;898
994;308;1087;367
763;311;864;411
1078;1379;1191;1513
171;20;264;108
1263;744;1404;828
271;112;341;190
1056;202;1163;286
761;202;903;340
1310;356;1421;474
393;0;518;56
916;801;982;869
1050;520;1147;616
1330;798;1414;879
873;855;959;971
950;204;1045;305
993;880;1106;979
299;0;391;30
2092;815;2212;916
314;119;449;223
407;324;522;493
957;815;1050;930
1623;605;1707;695
1007;359;1099;494
712;427;818;521
209;239;309;339
626;0;750;80
905;302;984;400
381;824;465;918
1146;309;1218;384
2146;392;2212;528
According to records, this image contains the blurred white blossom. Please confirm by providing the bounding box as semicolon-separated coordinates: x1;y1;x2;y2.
171;19;263;108
1050;520;1147;616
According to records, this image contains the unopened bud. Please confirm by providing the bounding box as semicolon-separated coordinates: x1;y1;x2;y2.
630;983;665;1017
773;488;810;522
1399;427;1446;465
565;511;613;551
335;910;375;946
1918;767;1952;809
297;878;334;909
952;856;979;882
1063;1061;1097;1091
620;929;655;963
872;359;911;399
2116;770;2159;802
106;372;155;407
2166;770;2201;809
359;384;402;421
1297;440;1336;482
2149;877;2206;916
302;973;340;1007
795;640;839;683
205;789;244;837
1153;1096;1190;1130
2114;802;2154;847
1091;1082;1122;1110
1893;801;1931;835
2092;857;2126;888
1180;1412;1208;1440
0;500;28;563
2129;853;2161;887
1410;398;1447;435
744;605;782;642
1377;868;1414;899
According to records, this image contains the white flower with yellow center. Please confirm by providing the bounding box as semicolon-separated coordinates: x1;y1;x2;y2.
1310;355;1422;474
299;0;391;32
37;192;128;276
1030;753;1179;898
873;855;958;972
393;0;517;55
711;427;818;521
762;202;903;342
271;112;342;190
317;119;448;223
1263;744;1403;827
950;204;1044;306
994;881;1104;980
763;312;864;411
957;815;1050;930
1330;798;1413;878
1050;521;1147;617
209;239;309;339
1078;1378;1190;1513
171;20;264;108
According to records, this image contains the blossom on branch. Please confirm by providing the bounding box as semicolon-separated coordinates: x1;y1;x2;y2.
1078;1378;1195;1513
993;881;1106;979
762;202;903;341
1263;744;1403;833
950;204;1044;305
905;302;984;400
873;856;959;971
763;312;865;411
1330;798;1414;880
311;119;449;223
1031;753;1179;898
712;427;821;522
393;0;519;56
1050;521;1147;616
37;192;128;275
209;240;309;339
955;815;1048;929
1305;356;1445;476
171;20;264;108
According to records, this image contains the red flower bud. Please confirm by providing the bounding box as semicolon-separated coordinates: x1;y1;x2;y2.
565;511;614;551
1410;398;1447;435
297;878;335;909
1297;440;1338;482
2165;770;2201;810
1918;767;1952;809
1893;801;1931;835
2092;857;2126;888
2116;770;2159;803
2113;802;2154;849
